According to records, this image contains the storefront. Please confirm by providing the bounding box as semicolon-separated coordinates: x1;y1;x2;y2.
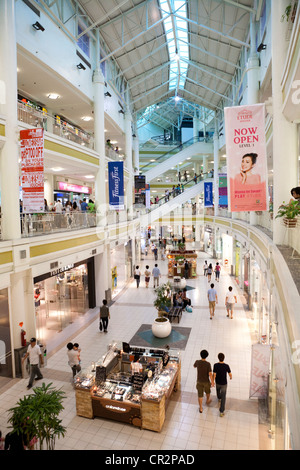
54;181;93;207
33;258;96;347
0;288;12;379
221;233;233;273
110;242;132;298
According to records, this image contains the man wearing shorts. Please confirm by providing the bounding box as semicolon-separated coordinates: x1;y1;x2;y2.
225;286;237;319
207;283;218;319
193;349;214;413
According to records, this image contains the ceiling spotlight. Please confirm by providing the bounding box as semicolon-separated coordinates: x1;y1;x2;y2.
82;116;92;121
47;93;60;100
77;63;86;70
105;91;112;97
132;134;136;138
175;96;180;102
119;109;125;114
257;43;267;53
32;21;45;31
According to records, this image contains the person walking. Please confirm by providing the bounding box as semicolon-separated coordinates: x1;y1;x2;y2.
66;342;81;378
152;264;161;287
207;283;218;319
213;353;232;417
203;260;208;276
214;262;221;282
193;349;213;413
134;265;141;288
207;263;213;282
144;265;151;288
22;337;44;389
225;286;237;319
100;299;110;332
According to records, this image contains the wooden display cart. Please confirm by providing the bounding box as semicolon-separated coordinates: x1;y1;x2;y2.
74;346;181;433
167;250;197;279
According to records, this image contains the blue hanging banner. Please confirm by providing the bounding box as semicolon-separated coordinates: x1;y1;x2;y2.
204;181;214;207
108;161;124;210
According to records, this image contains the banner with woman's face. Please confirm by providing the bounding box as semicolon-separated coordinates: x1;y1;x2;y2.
224;104;268;212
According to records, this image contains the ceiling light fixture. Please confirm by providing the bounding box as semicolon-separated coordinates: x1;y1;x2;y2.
119;109;125;114
82;116;92;121
48;93;60;100
51;167;64;172
32;21;45;31
105;91;112;97
77;63;86;70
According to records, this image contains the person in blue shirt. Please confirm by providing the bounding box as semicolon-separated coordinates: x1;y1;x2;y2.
81;198;88;211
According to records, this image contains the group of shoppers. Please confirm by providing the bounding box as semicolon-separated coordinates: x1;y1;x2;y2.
203;260;221;282
134;264;161;288
207;283;237;320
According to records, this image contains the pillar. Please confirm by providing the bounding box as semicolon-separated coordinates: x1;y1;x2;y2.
248;12;261;226
125;111;133;217
0;0;21;240
93;32;106;226
213;117;219;217
272;0;298;244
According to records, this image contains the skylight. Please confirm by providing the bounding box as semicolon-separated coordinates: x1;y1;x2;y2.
159;0;189;92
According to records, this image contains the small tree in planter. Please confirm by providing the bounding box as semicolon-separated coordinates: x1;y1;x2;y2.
7;382;66;450
154;282;172;315
275;200;300;227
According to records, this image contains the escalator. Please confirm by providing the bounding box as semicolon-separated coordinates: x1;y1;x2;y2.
139;174;213;225
140;136;213;183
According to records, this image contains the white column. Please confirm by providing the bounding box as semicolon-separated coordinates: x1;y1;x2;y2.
0;0;21;240
133;135;139;174
44;173;54;206
213;128;219;217
93;66;106;226
247;12;261;226
125;112;133;216
272;0;298;244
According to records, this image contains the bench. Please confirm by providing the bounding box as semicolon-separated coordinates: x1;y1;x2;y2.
168;306;183;323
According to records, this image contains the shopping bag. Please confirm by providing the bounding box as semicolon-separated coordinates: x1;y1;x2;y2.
186;306;193;313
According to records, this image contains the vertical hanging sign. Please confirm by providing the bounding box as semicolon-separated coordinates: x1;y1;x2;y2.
204;181;213;207
20;128;44;213
224;104;268;212
108;161;124;210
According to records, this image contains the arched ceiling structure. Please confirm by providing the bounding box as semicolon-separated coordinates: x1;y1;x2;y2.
78;0;258;130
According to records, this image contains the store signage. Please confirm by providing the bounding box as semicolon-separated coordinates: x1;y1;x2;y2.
105;404;127;413
204;182;213;207
58;182;91;194
20;128;44;213
224;103;268;212
50;263;74;276
108;161;124;210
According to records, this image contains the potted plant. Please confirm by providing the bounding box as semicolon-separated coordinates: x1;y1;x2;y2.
275;199;300;227
7;382;66;450
153;282;172;316
152;316;172;338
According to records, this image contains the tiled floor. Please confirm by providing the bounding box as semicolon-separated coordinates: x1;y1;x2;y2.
0;249;271;450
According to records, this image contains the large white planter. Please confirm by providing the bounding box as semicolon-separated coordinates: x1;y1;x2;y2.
152;317;172;338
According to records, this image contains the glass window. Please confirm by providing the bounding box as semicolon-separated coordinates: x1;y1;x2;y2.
77;23;90;57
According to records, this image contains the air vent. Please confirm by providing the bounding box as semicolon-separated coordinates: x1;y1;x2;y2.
20;250;27;260
92;249;97;255
50;261;58;270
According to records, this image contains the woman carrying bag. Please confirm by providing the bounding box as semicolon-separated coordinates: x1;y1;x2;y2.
134;265;141;288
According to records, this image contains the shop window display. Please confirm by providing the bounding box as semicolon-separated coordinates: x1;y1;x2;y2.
35;264;89;346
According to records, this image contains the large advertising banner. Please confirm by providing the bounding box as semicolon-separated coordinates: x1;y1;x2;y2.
20;128;44;213
249;343;270;398
108;161;124;210
224;104;268;212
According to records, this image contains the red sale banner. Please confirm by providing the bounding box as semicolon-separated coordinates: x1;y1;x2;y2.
224;104;268;212
20;128;44;213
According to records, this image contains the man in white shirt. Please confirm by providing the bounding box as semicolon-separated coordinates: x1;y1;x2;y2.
55;199;63;213
22;337;43;389
225;286;237;319
207;283;218;319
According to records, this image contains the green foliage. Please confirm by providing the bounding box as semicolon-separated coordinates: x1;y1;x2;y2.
275;200;300;220
7;382;66;450
154;282;172;311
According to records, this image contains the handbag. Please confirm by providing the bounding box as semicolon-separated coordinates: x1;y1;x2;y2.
99;320;103;331
134;274;140;280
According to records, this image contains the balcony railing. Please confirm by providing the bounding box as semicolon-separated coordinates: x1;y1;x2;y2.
17;100;95;149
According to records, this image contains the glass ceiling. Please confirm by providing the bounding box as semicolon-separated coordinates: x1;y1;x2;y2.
159;0;189;92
